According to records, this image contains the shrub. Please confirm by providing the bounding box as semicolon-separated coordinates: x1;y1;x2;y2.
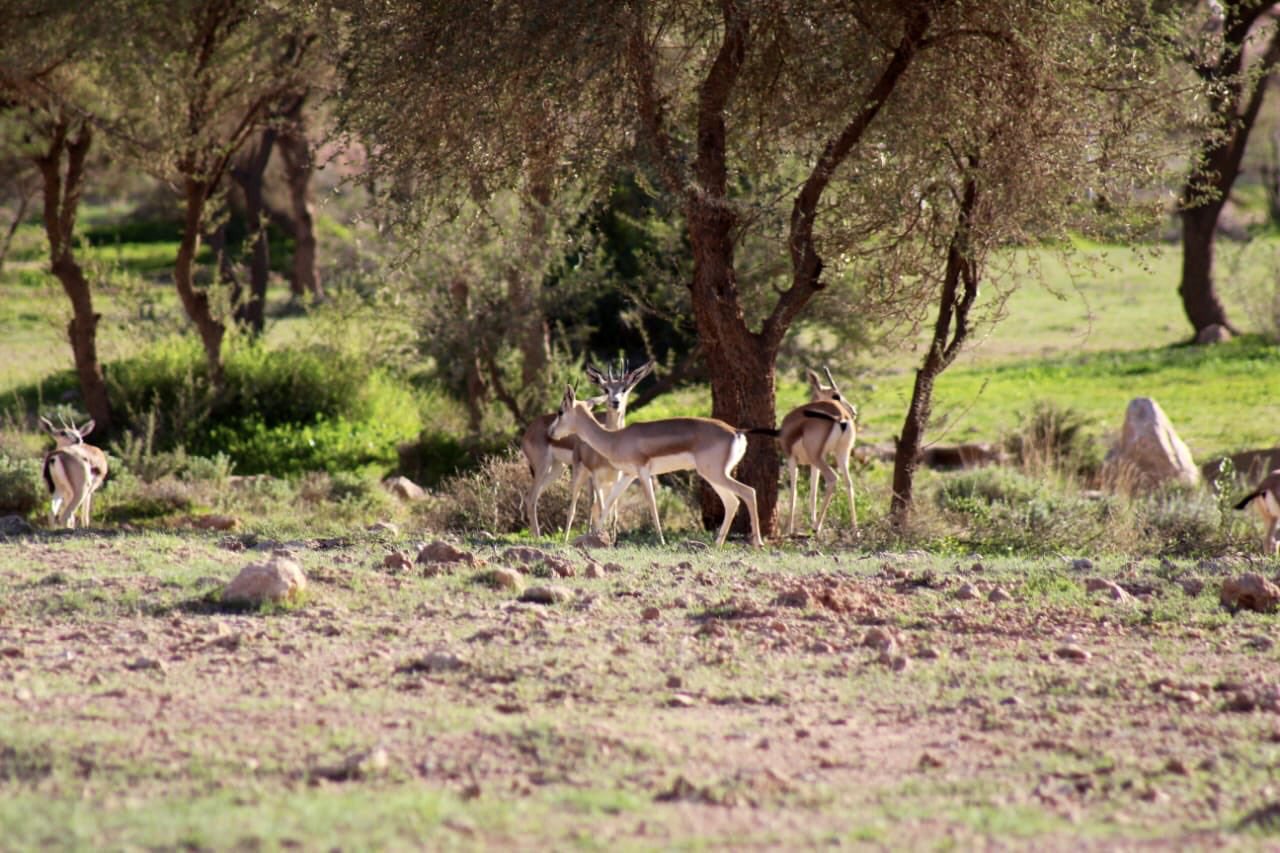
1005;400;1101;479
105;338;423;475
0;454;44;516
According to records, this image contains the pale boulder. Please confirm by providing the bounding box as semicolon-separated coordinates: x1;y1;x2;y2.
383;476;426;501
223;554;307;606
1103;398;1199;491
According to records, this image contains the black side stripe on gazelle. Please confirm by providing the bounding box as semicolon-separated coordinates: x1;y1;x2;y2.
803;409;849;432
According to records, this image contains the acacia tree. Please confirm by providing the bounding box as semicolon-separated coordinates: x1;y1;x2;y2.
0;0;114;431
92;0;322;385
874;2;1192;526
1179;1;1280;338
343;1;971;536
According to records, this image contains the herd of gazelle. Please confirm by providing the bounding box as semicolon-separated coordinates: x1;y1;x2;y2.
522;361;859;547
32;365;1280;555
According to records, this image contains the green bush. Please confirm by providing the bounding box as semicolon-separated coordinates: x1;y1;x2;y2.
105;338;423;475
0;454;44;516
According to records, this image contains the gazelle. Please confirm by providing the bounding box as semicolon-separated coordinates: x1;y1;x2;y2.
1234;469;1280;555
548;384;773;548
520;360;653;538
565;360;655;540
40;415;109;529
779;367;858;536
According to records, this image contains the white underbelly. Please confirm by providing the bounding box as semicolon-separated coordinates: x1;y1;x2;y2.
551;446;576;466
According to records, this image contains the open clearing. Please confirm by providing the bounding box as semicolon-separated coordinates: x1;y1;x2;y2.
2;530;1278;849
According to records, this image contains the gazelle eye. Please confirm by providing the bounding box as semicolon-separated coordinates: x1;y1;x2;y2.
832;393;841;401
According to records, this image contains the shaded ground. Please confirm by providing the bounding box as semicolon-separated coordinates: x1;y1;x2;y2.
1;531;1278;849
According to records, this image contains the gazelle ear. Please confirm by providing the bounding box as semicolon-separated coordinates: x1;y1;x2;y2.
78;419;95;437
560;384;576;409
584;394;607;408
39;416;56;435
584;364;607;387
626;360;656;389
806;369;823;390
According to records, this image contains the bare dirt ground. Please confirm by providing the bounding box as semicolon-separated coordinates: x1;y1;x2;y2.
1;531;1278;850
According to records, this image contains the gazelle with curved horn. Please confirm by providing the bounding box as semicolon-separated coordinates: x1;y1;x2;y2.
1234;469;1280;556
520;359;652;538
564;359;655;539
548;384;773;548
40;414;109;529
778;366;858;536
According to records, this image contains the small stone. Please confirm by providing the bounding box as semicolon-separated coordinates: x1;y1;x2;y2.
0;646;24;659
571;531;612;549
953;583;978;601
918;752;944;769
502;546;549;565
1164;758;1190;776
603;562;625;573
987;587;1012;603
1085;577;1133;603
810;640;834;654
382;476;426;501
916;646;940;660
773;588;811;608
1245;635;1275;652
397;651;466;674
1071;558;1094;571
666;675;683;689
583;562;604;579
1220;573;1280;614
1195;323;1232;345
769;620;788;634
862;627;897;653
1054;644;1091;663
667;693;696;708
418;540;480;567
367;521;399;536
191;514;240;531
489;567;523;590
1000;696;1023;707
125;656;166;673
223;555;307;606
1179;578;1205;597
545;555;576;578
641;606;661;621
519;585;573;605
383;552;413;571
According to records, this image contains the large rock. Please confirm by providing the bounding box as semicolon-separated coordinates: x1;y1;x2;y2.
382;476;426;502
1220;573;1280;614
223;554;307;606
1102;398;1200;491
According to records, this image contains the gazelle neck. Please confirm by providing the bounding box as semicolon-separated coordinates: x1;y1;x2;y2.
571;405;622;454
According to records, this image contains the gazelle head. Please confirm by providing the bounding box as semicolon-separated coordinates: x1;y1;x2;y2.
806;366;857;419
40;414;95;448
548;385;592;441
585;358;655;416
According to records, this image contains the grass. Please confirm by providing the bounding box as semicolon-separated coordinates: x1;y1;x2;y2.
1;532;1277;848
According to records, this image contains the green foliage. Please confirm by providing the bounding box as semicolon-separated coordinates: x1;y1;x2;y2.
0;453;43;516
106;338;422;476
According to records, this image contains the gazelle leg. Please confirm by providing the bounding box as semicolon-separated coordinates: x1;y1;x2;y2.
808;462;821;530
813;458;839;534
526;460;565;538
638;472;665;545
600;474;637;530
839;454;857;532
712;475;761;547
711;484;740;548
564;463;592;541
1267;516;1280;556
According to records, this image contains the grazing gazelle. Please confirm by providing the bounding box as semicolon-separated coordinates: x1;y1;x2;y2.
520;360;653;538
779;367;857;536
40;415;109;529
548;384;773;548
1234;469;1280;555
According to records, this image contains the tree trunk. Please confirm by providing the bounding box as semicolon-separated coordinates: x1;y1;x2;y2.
1178;9;1280;338
890;173;981;529
1179;204;1233;333
688;196;780;539
277;98;322;301
232;128;278;334
34;119;113;433
176;178;226;388
0;184;34;273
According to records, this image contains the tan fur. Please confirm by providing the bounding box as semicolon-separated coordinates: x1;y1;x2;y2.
779;369;857;536
40;416;108;529
548;386;763;548
1235;469;1280;556
521;361;654;539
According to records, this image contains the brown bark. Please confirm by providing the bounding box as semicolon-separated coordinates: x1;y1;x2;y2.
1179;7;1280;337
0;182;34;272
176;177;227;388
890;172;981;528
231;127;278;333
34;118;112;433
276;96;323;301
